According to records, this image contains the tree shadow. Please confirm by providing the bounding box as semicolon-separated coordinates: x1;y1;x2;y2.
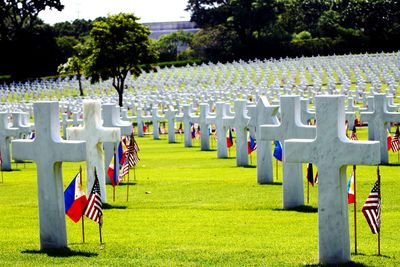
102;203;127;210
273;205;318;213
21;247;97;258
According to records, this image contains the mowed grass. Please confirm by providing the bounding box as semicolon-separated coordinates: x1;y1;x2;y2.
0;127;399;266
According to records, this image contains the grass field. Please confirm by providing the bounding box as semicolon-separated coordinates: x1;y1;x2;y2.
0;127;399;266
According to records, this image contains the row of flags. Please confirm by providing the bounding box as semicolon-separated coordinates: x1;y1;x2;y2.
387;126;400;152
108;133;140;187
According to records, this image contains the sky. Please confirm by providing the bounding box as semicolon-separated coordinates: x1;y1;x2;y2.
39;0;191;25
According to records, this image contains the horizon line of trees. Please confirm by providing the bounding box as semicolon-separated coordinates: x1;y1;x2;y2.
1;0;400;81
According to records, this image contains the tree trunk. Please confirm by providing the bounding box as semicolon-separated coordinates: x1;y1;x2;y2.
77;73;84;96
118;89;123;107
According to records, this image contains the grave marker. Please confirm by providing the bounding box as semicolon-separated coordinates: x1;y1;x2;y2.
285;95;380;264
12;102;86;249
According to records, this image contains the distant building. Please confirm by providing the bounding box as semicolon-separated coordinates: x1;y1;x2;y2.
143;21;199;39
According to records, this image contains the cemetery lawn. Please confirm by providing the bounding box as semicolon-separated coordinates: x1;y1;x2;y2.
0;128;399;266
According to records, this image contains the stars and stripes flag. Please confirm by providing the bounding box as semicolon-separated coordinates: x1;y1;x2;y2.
84;170;103;225
127;133;140;167
392;126;400;152
350;125;358;140
362;179;380;234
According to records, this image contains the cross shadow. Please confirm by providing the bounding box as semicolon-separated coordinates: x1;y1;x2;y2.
117;182;137;186
259;182;282;186
102;203;127;210
21;248;97;257
383;163;400;167
273;205;318;213
304;262;368;267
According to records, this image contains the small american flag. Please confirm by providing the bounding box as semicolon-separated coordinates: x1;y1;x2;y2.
350;125;358;140
84;170;103;225
127;133;140;167
362;179;380;234
392;127;400;152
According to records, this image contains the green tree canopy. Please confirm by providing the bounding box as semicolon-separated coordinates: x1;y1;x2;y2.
155;30;194;61
84;13;158;107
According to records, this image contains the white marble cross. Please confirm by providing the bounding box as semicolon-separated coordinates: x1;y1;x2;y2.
151;107;164;140
67;100;120;203
11;112;31;138
247;97;279;184
165;106;177;143
0;113;19;170
260;96;316;209
206;102;230;158
285;95;380;264
198;103;211;151
176;104;198;147
102;104;132;183
11;102;86;249
360;94;400;164
224;100;250;166
134;107;151;137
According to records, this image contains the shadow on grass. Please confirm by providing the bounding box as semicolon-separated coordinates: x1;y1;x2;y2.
273;205;318;213
102;203;127;210
117;182;137;186
21;248;97;257
304;261;368;267
382;163;400;167
258;181;282;186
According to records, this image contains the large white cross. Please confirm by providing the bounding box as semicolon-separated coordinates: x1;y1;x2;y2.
67;100;120;203
0;113;19;170
11;112;31;138
360;94;400;164
12;102;86;249
260;95;316;209
285;95;380;264
247;96;279;184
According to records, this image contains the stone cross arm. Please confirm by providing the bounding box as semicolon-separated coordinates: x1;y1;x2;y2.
12;139;86;162
285;138;380;167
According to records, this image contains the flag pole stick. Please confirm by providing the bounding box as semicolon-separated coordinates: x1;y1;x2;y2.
126;170;130;202
113;186;115;202
353;165;357;255
307;179;310;204
377;165;381;256
276;159;278;181
99;221;103;244
80;165;85;243
133;166;136;181
1;161;3;183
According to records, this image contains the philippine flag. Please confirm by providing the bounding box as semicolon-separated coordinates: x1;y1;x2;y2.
347;173;355;204
108;154;118;187
64;173;88;223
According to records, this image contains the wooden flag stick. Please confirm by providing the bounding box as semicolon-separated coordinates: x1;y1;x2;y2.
307;179;310;204
113;186;115;202
133;166;136;181
99;222;103;244
353;165;357;255
80;165;85;243
377;165;381;256
126;171;130;202
1;161;3;183
276;159;278;181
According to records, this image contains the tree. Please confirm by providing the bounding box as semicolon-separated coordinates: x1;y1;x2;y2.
186;0;282;59
155;30;194;61
0;0;63;40
58;42;90;96
84;13;158;107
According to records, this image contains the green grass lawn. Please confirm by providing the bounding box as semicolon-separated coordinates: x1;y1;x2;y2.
0;127;399;266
